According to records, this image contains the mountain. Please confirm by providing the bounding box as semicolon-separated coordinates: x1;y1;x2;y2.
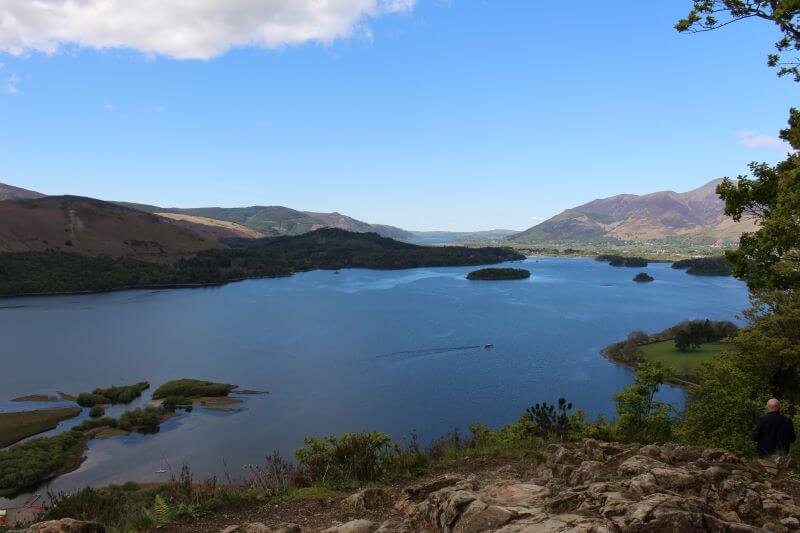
0;182;46;201
117;203;415;240
509;179;755;245
0;196;224;261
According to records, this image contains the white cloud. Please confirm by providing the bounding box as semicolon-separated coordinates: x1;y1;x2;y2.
3;72;19;94
0;0;416;60
738;131;795;153
102;103;115;111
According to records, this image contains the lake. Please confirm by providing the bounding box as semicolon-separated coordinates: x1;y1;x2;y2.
0;257;748;501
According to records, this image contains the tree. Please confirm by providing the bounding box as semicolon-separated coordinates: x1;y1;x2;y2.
677;2;800;291
614;363;674;443
676;1;800;81
717;149;800;290
676;353;768;456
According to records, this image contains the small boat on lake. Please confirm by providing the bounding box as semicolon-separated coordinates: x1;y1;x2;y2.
484;343;494;349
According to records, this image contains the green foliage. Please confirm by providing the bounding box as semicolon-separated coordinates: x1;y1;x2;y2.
633;272;654;282
728;290;800;403
676;1;800;81
70;417;118;433
294;432;403;487
676;354;768;457
44;470;262;531
466;268;531;280
152;494;173;526
614;363;673;444
76;381;150;407
152;379;234;400
718;154;800;290
88;405;105;418
520;398;573;439
118;408;164;434
0;432;86;496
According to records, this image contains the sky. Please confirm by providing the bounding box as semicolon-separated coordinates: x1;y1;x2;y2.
0;1;796;232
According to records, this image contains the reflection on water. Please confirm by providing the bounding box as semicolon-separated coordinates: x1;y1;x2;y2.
0;257;748;501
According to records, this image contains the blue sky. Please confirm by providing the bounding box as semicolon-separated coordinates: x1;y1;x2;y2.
0;1;795;231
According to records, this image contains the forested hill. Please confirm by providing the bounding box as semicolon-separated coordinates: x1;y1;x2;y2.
0;228;525;296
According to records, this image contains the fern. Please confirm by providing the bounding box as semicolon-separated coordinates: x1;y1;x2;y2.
152;494;173;526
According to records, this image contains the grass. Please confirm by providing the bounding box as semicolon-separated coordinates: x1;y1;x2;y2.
155;212;266;238
0;407;81;448
640;340;728;374
278;486;347;503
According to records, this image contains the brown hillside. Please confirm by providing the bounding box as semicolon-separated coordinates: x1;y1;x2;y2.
0;196;224;261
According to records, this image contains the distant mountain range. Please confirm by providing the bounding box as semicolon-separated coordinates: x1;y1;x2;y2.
509;179;754;245
0;179;755;253
116;202;416;241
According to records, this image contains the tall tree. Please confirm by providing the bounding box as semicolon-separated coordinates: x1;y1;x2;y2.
676;1;800;81
678;1;800;291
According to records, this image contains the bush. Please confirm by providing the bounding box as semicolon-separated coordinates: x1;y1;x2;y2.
676;354;769;457
614;363;674;443
520;398;573;439
89;405;105;418
76;382;150;407
71;417;118;434
294;432;403;486
118;408;163;434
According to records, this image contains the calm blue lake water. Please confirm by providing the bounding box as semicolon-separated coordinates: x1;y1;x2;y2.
0;257;748;500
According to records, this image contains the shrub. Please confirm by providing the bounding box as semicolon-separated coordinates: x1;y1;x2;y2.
520;398;573;439
89;405;105;418
118;408;163;434
71;417;118;433
76;382;150;407
294;432;402;486
614;362;674;443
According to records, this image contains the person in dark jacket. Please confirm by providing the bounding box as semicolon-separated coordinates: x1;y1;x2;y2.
752;399;796;457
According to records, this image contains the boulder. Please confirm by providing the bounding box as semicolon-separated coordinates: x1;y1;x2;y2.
342;488;387;510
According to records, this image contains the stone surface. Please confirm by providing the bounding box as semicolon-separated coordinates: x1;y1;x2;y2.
320;520;374;533
15;519;105;533
341;488;387;510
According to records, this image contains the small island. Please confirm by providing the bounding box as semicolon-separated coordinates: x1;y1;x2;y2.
633;272;654;282
596;254;648;267
466;267;531;281
671;256;732;276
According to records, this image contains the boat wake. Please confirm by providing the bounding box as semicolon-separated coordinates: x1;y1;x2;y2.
378;345;482;360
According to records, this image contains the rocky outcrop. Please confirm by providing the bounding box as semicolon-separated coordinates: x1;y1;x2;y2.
394;440;800;532
18;441;800;532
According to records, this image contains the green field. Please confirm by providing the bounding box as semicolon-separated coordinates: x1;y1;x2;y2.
640;341;728;374
0;407;82;448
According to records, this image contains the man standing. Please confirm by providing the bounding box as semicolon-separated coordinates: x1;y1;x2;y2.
753;399;796;457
